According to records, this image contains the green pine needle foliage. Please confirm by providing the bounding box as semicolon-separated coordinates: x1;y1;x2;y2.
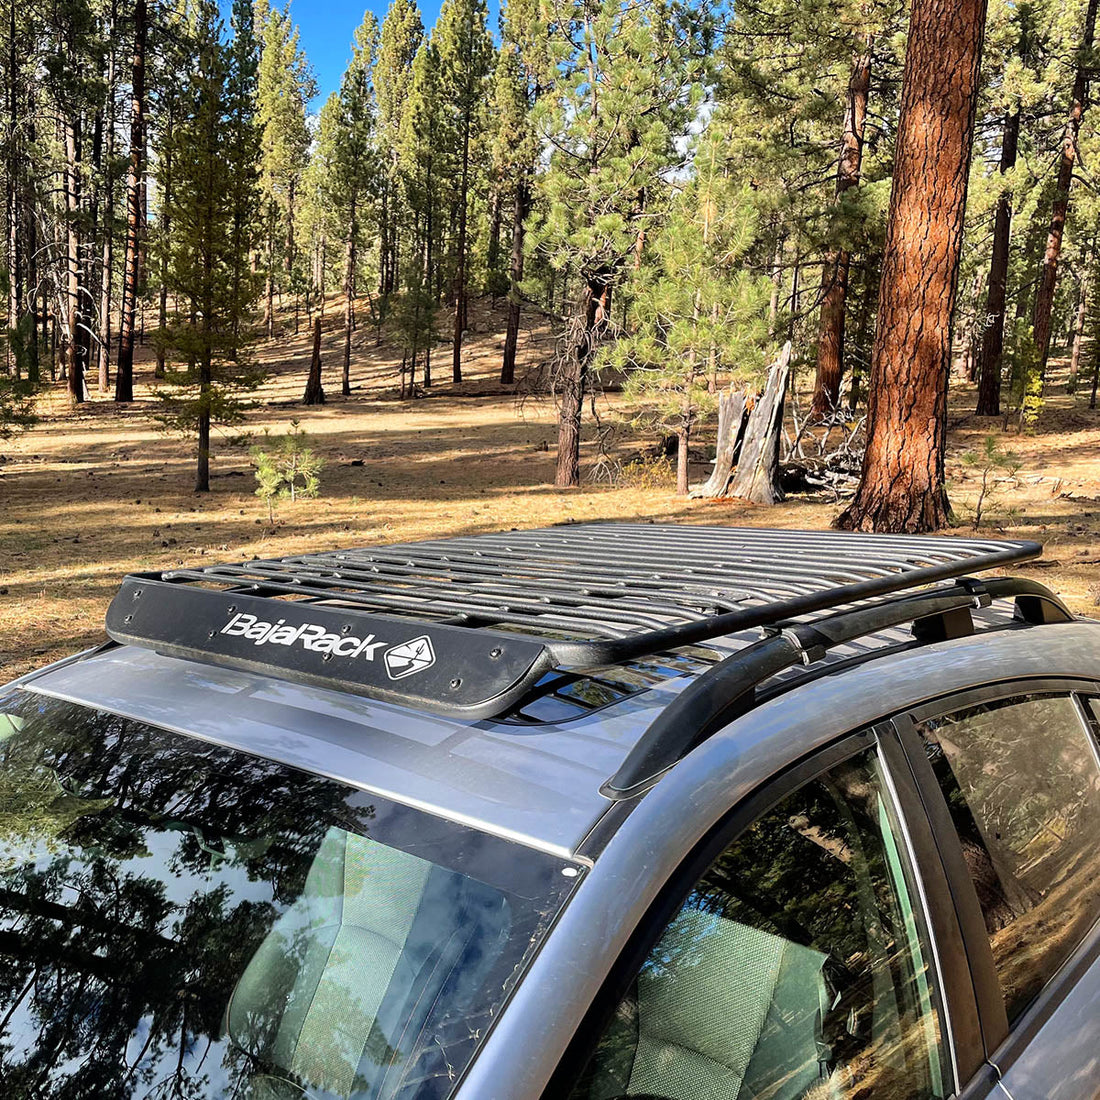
251;420;325;523
608;119;774;438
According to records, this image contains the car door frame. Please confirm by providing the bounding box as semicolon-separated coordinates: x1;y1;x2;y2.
889;676;1100;1087
540;723;987;1099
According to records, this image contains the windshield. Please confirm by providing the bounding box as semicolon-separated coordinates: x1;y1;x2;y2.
0;689;581;1100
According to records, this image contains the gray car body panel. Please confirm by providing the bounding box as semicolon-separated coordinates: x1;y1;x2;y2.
457;620;1100;1100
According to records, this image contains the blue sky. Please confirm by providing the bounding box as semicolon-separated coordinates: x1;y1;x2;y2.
287;0;500;106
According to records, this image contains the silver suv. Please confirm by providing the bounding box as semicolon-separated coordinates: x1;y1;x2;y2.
0;523;1092;1100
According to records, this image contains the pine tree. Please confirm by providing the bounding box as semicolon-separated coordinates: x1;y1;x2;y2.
534;0;709;487
399;37;445;388
114;0;147;402
256;1;314;337
158;0;265;491
225;0;262;353
492;0;547;385
610;119;773;495
313;13;378;397
375;0;423;298
435;0;492;382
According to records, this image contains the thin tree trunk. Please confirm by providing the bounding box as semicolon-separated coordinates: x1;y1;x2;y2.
556;277;609;488
343;218;355;397
264;206;275;339
65;118;86;404
1032;0;1100;373
97;1;118;393
839;0;988;532
501;178;528;385
115;0;146;402
6;0;18;378
452;113;471;383
1069;278;1088;392
813;44;872;419
976;109;1020;415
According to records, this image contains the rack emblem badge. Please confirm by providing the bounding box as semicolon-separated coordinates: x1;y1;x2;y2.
384;636;437;680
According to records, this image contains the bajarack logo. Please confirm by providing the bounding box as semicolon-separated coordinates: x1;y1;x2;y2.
383;636;436;680
221;613;387;661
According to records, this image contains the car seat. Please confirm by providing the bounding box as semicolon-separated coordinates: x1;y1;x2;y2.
582;908;832;1100
226;826;507;1100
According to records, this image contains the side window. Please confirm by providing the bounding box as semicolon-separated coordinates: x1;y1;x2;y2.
916;693;1100;1025
569;748;946;1100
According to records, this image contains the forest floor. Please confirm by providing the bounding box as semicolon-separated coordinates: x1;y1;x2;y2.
2;294;1100;679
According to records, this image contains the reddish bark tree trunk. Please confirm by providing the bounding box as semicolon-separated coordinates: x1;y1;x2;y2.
501;179;528;386
812;45;872;419
976;108;1019;416
838;0;987;532
1032;0;1099;373
115;0;146;403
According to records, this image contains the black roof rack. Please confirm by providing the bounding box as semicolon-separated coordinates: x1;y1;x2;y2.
104;524;1044;720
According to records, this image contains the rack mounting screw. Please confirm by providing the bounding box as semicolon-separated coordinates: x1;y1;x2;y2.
489;647;502;659
449;678;462;689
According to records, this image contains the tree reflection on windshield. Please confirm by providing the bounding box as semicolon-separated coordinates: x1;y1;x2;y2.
0;691;567;1100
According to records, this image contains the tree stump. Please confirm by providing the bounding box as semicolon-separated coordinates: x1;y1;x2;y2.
695;389;749;498
303;316;325;405
727;341;792;504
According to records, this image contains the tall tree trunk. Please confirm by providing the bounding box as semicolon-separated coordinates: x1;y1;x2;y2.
976;108;1020;415
501;178;528;385
97;2;117;393
812;43;872;419
64;118;87;404
838;0;987;532
486;181;502;293
6;0;18;378
196;356;211;492
264;206;275;339
452;104;471;383
342;217;355;397
1032;0;1099;373
556;276;609;488
115;0;146;402
1069;277;1088;392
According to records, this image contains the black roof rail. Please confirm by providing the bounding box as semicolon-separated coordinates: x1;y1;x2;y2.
601;575;1074;799
104;524;1045;720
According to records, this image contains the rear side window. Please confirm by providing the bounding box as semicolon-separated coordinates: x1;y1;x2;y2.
916;693;1100;1024
568;747;946;1100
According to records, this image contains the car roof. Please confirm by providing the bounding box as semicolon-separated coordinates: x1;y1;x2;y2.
19;596;1031;859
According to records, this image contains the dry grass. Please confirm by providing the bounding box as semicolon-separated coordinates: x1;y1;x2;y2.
2;296;1099;679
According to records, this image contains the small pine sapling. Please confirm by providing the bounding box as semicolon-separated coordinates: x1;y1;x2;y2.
251;420;324;523
960;434;1021;528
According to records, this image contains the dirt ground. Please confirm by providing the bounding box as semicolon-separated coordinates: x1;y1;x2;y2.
2;296;1099;679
